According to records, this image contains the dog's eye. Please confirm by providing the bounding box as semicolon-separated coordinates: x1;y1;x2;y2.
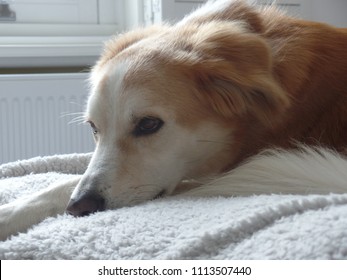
88;121;98;135
133;117;164;137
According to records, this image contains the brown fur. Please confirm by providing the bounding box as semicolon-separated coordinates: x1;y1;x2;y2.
94;0;347;169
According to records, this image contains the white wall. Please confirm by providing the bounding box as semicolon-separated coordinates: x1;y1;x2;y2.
311;0;347;27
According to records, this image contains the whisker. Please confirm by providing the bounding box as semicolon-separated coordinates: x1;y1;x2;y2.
61;111;84;117
60;112;85;120
68;117;87;125
59;111;87;125
68;101;86;109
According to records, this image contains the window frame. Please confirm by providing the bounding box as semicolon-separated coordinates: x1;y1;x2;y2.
0;0;144;68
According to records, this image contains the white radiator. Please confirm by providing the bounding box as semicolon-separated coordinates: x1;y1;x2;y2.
0;73;95;164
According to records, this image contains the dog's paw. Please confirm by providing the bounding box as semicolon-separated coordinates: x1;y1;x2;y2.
0;202;22;241
0;195;46;241
0;177;79;241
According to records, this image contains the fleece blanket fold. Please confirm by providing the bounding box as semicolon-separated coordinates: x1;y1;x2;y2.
0;153;347;259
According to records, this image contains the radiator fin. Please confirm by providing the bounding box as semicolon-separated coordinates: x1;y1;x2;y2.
0;74;94;164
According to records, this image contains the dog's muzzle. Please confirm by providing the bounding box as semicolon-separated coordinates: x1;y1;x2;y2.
66;193;105;217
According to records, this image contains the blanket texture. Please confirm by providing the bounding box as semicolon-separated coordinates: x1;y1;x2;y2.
0;154;347;260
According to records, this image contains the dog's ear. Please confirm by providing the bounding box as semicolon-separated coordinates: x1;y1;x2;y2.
180;0;264;33
187;22;290;126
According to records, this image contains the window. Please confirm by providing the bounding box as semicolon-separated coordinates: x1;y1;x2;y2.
0;0;142;68
0;0;123;36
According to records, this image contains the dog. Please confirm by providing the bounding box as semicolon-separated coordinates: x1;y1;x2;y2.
1;0;347;241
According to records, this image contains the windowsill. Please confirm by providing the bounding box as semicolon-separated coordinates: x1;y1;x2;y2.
0;35;111;68
0;0;145;69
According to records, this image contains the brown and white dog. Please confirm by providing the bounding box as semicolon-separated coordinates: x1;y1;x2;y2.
1;0;347;240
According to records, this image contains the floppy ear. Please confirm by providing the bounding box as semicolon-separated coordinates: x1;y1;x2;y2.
188;22;290;126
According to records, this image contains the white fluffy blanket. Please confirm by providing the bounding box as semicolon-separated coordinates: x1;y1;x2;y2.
1;154;347;260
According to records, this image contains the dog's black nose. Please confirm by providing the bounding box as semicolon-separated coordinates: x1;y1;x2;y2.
66;193;105;217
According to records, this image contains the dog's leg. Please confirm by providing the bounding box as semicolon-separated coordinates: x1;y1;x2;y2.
0;176;80;241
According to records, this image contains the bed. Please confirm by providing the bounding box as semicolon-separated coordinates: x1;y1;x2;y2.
1;153;347;260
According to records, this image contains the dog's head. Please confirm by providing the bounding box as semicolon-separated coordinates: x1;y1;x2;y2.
66;21;289;216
